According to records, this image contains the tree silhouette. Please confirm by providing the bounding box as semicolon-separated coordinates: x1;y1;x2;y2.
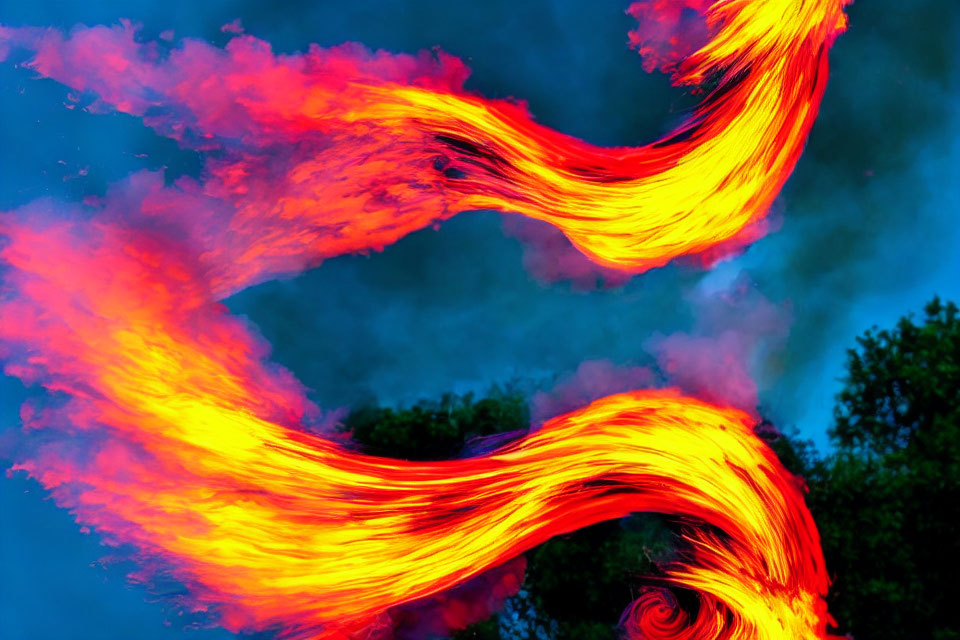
805;297;960;640
340;298;960;639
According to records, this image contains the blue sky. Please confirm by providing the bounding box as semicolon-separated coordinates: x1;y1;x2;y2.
1;1;958;638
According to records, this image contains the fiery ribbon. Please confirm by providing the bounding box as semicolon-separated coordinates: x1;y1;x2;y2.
0;1;848;638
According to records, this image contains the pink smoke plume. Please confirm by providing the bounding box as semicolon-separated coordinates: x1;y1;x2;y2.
531;360;656;424
645;271;792;413
529;271;789;420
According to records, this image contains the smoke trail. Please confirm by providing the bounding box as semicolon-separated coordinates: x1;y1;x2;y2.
645;271;792;412
0;1;849;639
531;359;656;424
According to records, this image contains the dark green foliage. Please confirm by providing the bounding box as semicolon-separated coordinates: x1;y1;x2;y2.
340;386;529;461
451;617;500;640
341;388;674;640
761;421;822;480
786;298;959;640
523;515;673;640
833;298;960;458
342;298;960;640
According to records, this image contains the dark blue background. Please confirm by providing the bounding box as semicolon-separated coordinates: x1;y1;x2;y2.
2;1;958;638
